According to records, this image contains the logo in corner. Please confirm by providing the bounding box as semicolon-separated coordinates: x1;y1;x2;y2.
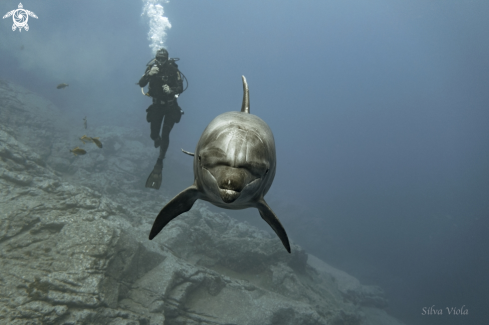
3;3;38;32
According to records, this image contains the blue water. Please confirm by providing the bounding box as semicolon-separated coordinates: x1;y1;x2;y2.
1;1;488;324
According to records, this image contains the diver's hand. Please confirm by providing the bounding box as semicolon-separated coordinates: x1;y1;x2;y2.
148;66;159;76
162;84;172;95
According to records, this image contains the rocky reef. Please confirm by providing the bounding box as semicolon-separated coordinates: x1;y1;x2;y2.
0;79;405;325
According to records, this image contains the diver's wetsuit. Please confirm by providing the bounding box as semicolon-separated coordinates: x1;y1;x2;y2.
138;59;184;157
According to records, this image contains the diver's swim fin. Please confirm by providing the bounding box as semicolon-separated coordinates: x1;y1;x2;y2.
256;198;291;253
145;160;163;190
149;185;201;240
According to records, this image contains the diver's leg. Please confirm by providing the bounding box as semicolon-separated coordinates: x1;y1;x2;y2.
145;129;165;189
159;102;183;159
147;103;164;147
145;116;174;190
159;118;176;160
145;105;179;190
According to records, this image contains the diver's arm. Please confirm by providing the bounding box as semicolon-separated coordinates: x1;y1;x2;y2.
170;71;184;95
138;66;154;87
138;73;150;87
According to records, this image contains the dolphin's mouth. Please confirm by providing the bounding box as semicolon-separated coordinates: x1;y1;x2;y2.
218;188;241;203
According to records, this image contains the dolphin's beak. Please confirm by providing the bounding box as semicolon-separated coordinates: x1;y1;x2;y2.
209;166;257;204
218;188;241;203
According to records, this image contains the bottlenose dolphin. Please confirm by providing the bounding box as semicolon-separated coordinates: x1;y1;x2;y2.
149;76;291;253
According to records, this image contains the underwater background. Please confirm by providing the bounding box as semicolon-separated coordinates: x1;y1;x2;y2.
1;0;488;324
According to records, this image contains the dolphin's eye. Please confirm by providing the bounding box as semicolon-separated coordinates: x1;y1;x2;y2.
198;155;202;163
265;169;269;175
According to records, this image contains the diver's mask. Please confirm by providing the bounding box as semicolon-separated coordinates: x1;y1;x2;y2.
155;48;169;66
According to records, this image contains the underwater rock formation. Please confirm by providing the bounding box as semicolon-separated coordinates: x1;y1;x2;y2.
0;80;404;325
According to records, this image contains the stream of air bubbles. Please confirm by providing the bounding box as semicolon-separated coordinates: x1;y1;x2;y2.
142;0;172;54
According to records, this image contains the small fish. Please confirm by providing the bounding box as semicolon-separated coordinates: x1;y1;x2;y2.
91;137;103;148
20;45;24;50
70;147;86;156
83;117;87;129
57;83;69;89
79;135;93;145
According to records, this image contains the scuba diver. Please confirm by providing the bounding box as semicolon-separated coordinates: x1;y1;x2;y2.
138;48;187;190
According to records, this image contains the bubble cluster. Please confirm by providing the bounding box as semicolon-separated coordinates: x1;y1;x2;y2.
142;0;172;54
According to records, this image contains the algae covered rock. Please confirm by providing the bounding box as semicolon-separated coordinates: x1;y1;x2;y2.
0;80;404;324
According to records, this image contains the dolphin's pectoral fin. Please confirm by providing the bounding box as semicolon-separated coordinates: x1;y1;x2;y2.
149;185;200;240
181;148;195;156
257;199;291;253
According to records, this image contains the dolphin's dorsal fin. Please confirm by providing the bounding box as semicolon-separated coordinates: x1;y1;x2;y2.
241;75;250;114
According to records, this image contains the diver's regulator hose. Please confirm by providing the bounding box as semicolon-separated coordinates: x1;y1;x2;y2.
141;88;150;96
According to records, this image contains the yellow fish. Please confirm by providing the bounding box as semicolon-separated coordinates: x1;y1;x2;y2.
79;135;93;145
70;147;86;156
91;137;103;148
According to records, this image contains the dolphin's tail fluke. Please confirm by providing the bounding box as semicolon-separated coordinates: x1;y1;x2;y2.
241;76;250;114
149;185;201;240
256;199;291;253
